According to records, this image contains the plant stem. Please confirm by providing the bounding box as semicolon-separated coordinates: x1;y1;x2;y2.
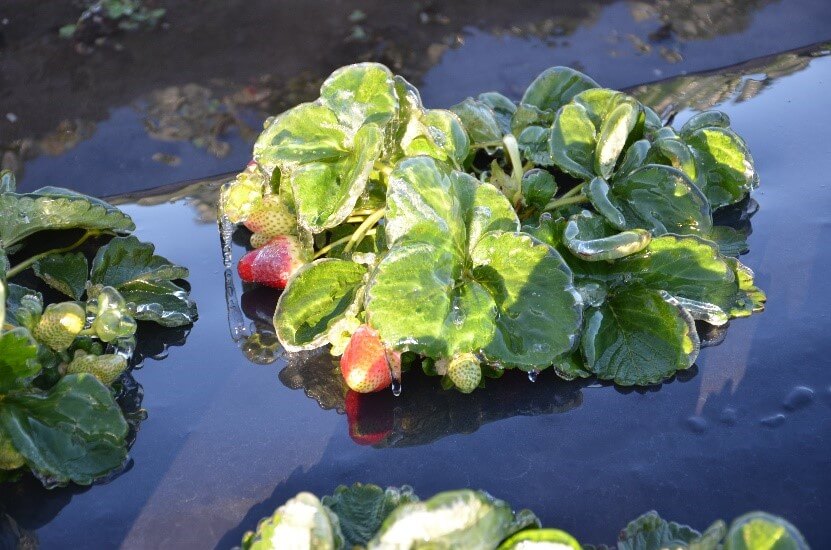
344;208;385;254
560;182;585;199
7;230;98;279
313;229;378;259
543;194;590;211
502;134;524;205
470;140;504;149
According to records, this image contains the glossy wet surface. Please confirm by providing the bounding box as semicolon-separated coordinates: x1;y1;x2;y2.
2;6;831;550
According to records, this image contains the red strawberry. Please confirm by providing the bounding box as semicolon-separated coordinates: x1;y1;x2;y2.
237;235;307;289
340;325;399;393
243;196;296;239
345;390;394;446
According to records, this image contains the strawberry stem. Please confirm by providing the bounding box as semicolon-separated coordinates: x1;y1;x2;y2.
7;230;102;278
314;229;377;259
344;208;385;254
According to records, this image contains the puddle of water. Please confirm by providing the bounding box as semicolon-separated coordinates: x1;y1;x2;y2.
2;31;831;550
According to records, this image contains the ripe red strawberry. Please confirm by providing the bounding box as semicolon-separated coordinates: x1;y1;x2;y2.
243;196;296;239
340;325;399;393
345;390;393;446
237;235;307;289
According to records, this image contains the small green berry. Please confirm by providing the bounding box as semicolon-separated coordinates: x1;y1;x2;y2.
66;352;128;386
33;302;85;351
447;353;482;393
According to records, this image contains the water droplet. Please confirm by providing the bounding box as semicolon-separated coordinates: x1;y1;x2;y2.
528;370;539;383
760;413;786;428
719;407;738;426
391;378;402;397
782;386;814;411
685;415;708;433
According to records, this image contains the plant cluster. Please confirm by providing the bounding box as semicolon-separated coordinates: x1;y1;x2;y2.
0;170;196;486
222;63;765;394
59;0;165;44
240;483;807;549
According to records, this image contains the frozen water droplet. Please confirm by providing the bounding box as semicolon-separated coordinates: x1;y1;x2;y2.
388;350;402;397
760;413;786;428
528;370;539;383
719;407;738;426
782;386;814;411
685;415;707;433
391;378;402;397
218;214;250;343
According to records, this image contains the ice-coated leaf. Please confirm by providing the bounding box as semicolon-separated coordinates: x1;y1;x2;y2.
723;512;808;550
291;123;383;232
275;259;367;352
618;511;703;550
645;137;698;182
366;242;497;357
563;210;651;261
585;177;626;229
549;103;597;180
707;225;749;257
33;252;88;300
0;170;15;193
320;62;398;134
615;139;651;180
498;529;582;550
594;99;641;179
615;235;749;323
518;125;554;166
253;103;348;173
520;66;599;113
241;492;343;550
321;483;419;547
581;287;698;385
686;127;758;209
451;98;503;146
0;374;128;486
90;236;189;288
679;110;731;138
0;328;40;394
478;92;516;135
2;284;42;328
118;280;197;327
368;490;523;549
521;169;558;211
511;103;554;136
472;231;582;370
89;236;194;326
608;165;712;235
0;188;134;248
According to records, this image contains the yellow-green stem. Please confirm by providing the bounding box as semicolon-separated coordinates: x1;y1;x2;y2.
7;230;100;279
344;208;386;253
543;194;590;211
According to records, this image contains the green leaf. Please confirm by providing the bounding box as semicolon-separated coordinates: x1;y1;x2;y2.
585;177;626;229
679;110;731;138
521;169;558;211
90;236;189;288
518;125;554;166
606;165;712;235
614;139;651;181
686;127;758;209
292;123;383;232
275;259;366;352
321;483;419;547
549;103;597;180
581;287;699;385
0;188;134;248
563;210;651;261
253;103;347;172
511;103;554;136
451;98;503;146
520;66;599;113
33;252;88;300
0;374;128;486
0;328;40;393
472;231;582;370
368;490;523;549
707;225;749;257
241;492;343;550
0;170;15;193
724;512;808;550
118;280;197;327
2;284;42;329
618;511;703;550
319;62;397;134
645;137;698;182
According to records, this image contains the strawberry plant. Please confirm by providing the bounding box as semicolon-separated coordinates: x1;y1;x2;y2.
0;170;196;486
222;63;765;394
240;483;808;550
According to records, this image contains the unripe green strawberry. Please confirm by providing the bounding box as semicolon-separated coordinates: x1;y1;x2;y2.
33;302;85;351
0;433;25;470
243;196;296;239
249;232;272;249
447;353;481;393
221;161;267;224
66;352;128;386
